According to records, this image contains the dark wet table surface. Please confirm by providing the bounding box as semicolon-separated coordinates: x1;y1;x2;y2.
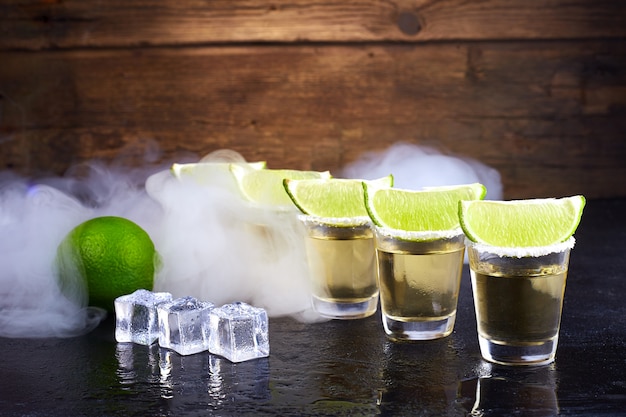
1;199;625;416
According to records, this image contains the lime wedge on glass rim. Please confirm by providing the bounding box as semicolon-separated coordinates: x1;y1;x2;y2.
284;175;394;219
459;196;586;248
363;183;487;234
170;161;266;185
230;164;331;207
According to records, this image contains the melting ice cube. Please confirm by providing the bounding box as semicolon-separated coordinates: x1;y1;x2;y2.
208;302;269;363
157;296;215;355
114;289;173;345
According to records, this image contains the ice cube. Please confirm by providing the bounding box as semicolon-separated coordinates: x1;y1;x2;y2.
157;296;215;355
208;302;269;363
114;289;173;345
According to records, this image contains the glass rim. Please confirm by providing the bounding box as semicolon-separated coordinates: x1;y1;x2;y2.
297;214;372;227
373;226;464;241
465;236;576;258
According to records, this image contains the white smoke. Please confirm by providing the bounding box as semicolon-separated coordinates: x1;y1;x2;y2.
340;143;502;199
144;166;317;322
0;144;502;338
0;177;96;337
0;166;160;338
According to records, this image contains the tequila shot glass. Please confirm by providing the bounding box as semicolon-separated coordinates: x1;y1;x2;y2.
373;228;465;341
467;239;574;366
299;216;379;319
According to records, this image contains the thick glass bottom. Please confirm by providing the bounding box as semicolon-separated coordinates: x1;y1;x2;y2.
312;295;378;320
382;313;456;341
478;334;558;366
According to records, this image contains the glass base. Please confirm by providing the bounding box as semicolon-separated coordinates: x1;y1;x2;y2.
478;335;558;366
312;295;378;320
382;313;456;341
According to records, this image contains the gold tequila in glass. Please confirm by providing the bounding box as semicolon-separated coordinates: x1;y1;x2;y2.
374;228;465;341
299;216;378;319
467;239;573;366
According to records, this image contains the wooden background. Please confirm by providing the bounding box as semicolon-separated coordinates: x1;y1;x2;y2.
1;0;625;199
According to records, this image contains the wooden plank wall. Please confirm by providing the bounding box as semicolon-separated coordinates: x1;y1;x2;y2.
1;0;625;199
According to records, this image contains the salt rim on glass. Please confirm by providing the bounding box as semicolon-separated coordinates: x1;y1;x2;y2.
373;225;465;241
298;214;373;228
465;236;576;258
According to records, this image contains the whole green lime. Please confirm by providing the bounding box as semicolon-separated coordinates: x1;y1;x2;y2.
56;216;160;311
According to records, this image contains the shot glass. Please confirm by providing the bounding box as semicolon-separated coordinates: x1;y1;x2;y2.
299;215;379;319
373;228;465;341
467;238;574;366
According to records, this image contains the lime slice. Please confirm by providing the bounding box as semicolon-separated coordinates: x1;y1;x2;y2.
230;164;331;207
459;196;586;247
170;161;266;185
363;183;486;232
284;175;393;218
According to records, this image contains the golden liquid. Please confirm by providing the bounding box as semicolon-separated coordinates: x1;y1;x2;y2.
377;247;464;321
471;268;567;344
305;234;378;302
